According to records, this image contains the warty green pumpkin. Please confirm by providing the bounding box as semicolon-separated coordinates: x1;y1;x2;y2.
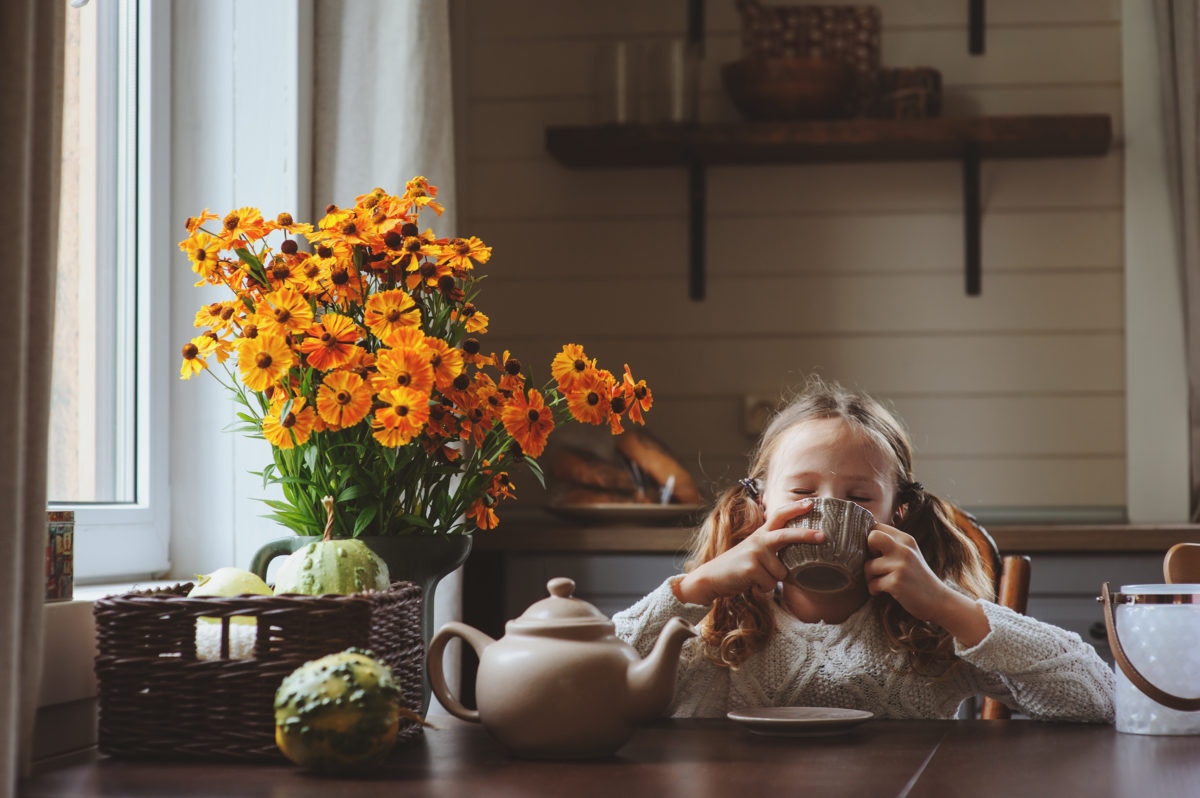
272;496;391;596
273;648;421;773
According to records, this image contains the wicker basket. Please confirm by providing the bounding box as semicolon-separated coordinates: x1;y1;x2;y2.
93;581;424;761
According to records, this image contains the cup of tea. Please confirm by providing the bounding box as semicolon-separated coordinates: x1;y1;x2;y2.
779;497;874;592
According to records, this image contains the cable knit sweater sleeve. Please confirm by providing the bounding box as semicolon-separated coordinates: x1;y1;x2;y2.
954;600;1115;723
612;576;711;658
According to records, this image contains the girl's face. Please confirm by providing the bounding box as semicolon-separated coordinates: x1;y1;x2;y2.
761;417;900;525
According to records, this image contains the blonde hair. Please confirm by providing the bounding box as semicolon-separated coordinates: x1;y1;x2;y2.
688;376;995;672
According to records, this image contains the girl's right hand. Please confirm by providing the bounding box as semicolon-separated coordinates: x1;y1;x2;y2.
673;498;824;605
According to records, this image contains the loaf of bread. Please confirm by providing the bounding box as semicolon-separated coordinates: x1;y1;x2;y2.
614;428;702;504
547;446;640;494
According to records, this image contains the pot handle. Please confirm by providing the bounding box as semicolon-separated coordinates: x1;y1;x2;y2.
248;538;300;582
1100;582;1200;712
427;621;495;723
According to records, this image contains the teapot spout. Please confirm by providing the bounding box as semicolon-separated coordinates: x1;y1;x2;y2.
626;616;696;722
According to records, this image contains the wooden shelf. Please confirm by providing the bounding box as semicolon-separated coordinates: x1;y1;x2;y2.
545;114;1114;168
545;114;1114;298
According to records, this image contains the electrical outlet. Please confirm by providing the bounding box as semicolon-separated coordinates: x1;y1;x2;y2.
742;394;777;438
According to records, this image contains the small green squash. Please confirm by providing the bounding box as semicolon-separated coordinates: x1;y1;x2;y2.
273;648;421;773
273;497;391;596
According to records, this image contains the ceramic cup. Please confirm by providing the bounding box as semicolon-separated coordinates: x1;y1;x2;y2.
779;497;875;592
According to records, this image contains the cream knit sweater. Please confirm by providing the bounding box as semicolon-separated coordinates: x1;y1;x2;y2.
613;577;1115;722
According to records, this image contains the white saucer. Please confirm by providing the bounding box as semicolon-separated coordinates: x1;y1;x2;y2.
726;707;874;737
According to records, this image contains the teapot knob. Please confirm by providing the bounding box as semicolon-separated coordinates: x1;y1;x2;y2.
547;577;575;598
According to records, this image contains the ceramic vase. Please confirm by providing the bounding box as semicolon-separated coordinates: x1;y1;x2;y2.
249;532;473;714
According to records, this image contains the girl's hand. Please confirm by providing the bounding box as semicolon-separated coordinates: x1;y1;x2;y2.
674;499;824;605
864;524;989;646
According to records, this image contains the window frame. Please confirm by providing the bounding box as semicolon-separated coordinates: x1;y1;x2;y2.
63;0;171;583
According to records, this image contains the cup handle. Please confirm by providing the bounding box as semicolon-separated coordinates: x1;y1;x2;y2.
427;621;495;723
248;538;299;582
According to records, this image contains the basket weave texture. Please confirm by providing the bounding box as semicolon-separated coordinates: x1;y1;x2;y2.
93;581;424;761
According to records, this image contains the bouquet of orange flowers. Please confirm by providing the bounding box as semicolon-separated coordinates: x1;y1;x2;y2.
177;177;651;537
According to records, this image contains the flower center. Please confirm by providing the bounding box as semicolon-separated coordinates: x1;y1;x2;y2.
181;343;199;360
586;392;600;406
336;391;351;405
281;412;296;429
527;409;540;423
255;352;273;368
573;359;586;372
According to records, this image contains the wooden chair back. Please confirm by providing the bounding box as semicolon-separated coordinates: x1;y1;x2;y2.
947;505;1031;720
1164;542;1200;583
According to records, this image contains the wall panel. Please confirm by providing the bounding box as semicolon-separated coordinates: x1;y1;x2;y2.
451;0;1125;517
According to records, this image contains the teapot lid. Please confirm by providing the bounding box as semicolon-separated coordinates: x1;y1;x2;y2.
508;577;614;633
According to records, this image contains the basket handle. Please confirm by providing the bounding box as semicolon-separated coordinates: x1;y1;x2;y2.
427;621;495;723
1100;582;1200;712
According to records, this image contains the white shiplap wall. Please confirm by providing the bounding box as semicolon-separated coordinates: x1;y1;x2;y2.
449;0;1125;518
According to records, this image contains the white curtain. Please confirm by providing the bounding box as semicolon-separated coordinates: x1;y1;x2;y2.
1155;1;1200;520
312;0;458;218
0;2;64;795
311;0;463;706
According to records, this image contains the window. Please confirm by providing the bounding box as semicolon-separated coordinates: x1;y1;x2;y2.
52;0;170;582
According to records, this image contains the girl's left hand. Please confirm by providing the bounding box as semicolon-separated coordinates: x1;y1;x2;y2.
863;524;990;646
862;524;950;622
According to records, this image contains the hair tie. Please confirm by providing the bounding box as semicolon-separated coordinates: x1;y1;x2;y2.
738;477;760;498
900;479;925;498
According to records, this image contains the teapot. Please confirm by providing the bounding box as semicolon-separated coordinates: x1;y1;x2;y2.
427;577;696;759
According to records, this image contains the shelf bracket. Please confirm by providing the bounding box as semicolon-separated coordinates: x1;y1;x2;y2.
969;0;986;54
688;160;706;300
963;141;982;295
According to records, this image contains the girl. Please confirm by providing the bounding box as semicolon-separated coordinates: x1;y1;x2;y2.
613;378;1114;722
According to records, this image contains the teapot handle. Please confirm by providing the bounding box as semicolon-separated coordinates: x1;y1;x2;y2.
427;621;495;723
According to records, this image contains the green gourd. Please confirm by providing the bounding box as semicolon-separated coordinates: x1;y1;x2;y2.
272;497;390;596
273;648;422;773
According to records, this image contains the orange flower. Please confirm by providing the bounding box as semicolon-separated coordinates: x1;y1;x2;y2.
566;370;614;427
552;344;595;392
372;387;431;447
219;206;267;246
363;288;419;341
297;313;361;371
316;370;373;429
256;288;314;337
179;230;224;281
501;388;555;458
262;396;316;449
179;335;217;379
439;236;491;273
466;498;499;530
620;363;653;426
452;302;489;335
374;328;435;395
426;337;464;392
236;334;294;392
497;350;525;394
401;175;444;216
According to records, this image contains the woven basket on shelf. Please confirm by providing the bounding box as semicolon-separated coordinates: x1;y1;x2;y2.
93;581;424;762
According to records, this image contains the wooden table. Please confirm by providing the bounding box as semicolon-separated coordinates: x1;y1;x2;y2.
21;718;1199;798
